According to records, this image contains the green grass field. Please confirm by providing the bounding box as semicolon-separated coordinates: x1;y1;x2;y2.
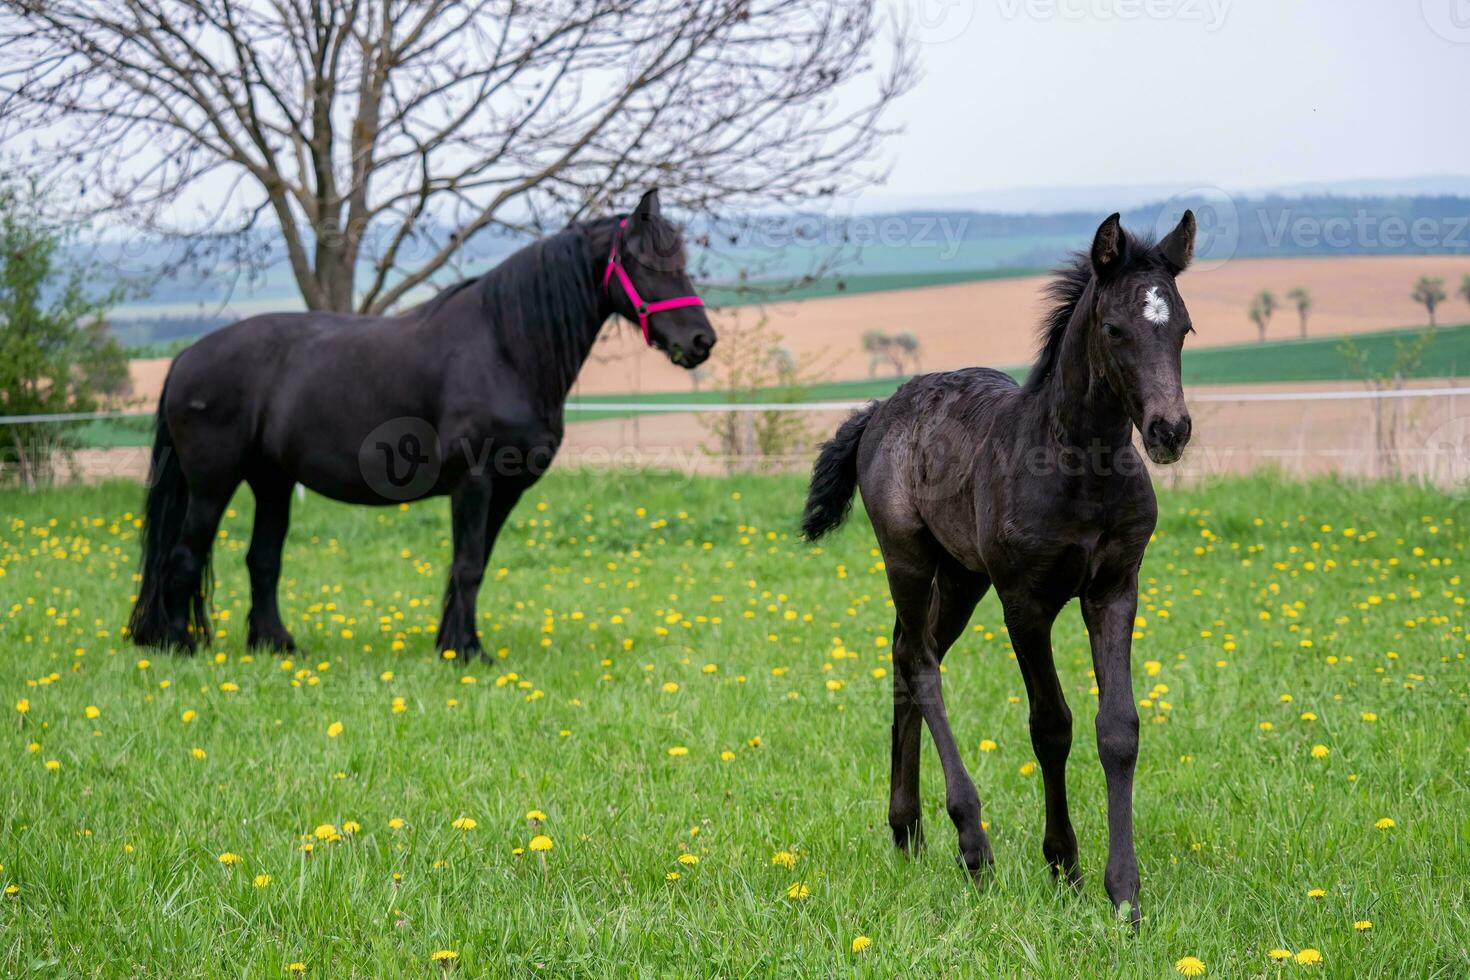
2;471;1466;976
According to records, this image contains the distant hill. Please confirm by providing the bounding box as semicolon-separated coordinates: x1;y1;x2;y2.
95;191;1470;350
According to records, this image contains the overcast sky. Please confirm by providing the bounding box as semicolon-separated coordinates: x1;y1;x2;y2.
855;0;1470;205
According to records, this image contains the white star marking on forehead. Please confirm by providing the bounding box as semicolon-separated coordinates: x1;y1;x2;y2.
1142;285;1170;325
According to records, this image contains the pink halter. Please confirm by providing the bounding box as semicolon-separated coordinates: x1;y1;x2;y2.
602;217;705;347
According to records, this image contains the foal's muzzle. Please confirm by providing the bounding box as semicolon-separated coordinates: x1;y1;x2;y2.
1144;413;1192;464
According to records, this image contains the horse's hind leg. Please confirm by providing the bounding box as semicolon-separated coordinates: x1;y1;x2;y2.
245;471;296;652
885;537;992;877
1002;595;1079;886
162;487;231;652
889;563;987;855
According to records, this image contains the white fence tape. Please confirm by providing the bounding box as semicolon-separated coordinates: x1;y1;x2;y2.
0;386;1465;426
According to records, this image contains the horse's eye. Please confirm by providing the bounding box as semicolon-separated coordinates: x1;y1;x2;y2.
1103;322;1124;340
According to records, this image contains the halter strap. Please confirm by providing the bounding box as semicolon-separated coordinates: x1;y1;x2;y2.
603;217;704;348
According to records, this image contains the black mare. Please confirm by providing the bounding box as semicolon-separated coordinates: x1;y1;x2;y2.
128;189;713;660
801;211;1198;925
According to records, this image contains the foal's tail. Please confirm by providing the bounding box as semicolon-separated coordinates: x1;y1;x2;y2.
128;373;209;647
801;401;878;541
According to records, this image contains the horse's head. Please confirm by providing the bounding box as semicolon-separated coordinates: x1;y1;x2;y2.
607;189;716;368
1087;210;1196;464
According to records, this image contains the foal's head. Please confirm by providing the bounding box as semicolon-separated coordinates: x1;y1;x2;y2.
1086;210;1197;464
610;188;717;368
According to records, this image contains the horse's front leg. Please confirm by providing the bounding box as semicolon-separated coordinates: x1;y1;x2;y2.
1081;571;1143;927
437;477;492;661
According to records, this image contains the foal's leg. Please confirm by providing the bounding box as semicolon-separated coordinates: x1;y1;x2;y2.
1081;573;1144;926
245;473;296;652
1002;596;1080;885
162;488;230;652
887;549;991;876
889;567;986;853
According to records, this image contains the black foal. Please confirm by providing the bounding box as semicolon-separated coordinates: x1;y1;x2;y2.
802;211;1197;926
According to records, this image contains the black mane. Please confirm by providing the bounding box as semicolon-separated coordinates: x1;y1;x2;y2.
1023;228;1166;392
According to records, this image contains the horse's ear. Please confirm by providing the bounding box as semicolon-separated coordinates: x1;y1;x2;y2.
1090;212;1126;277
1158;209;1196;275
633;187;661;220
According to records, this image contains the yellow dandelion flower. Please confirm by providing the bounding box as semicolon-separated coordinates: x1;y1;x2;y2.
287;963;306;974
326;721;343;738
661;682;679;694
1360;712;1377;722
181;709;197;723
786;882;811;900
1019;762;1035;775
218;852;241;866
1307;887;1326;897
84;705;100;719
1375;817;1396;829
1354;920;1372;931
529;834;553;852
1174;955;1206;976
851;936;872;954
667;745;689;757
1311;744;1329;758
451;817;477;831
979;739;997;752
772;850;797;868
526;809;547;822
15;698;29;713
254;874;272;887
665;871;681;881
429;949;458;962
191;747;206;760
1294;949;1321;966
677;853;699;866
342;820;361;834
389;818;405;829
1258;722;1274;731
1268;949;1292;961
720;750;735;761
44;759;61;771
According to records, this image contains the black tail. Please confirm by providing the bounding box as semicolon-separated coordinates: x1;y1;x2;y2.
801;402;877;541
127;376;210;648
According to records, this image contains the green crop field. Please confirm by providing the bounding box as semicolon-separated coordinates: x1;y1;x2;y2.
1;472;1466;976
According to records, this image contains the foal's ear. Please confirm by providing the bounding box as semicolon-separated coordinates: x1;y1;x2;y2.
633;187;662;220
1090;212;1127;277
1158;209;1196;275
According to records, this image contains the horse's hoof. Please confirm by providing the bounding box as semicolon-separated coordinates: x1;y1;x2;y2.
1049;860;1084;890
248;630;297;654
957;850;993;885
891;822;924;856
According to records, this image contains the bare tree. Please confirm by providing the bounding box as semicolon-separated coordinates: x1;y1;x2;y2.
1459;274;1470;318
891;329;919;372
1411;275;1446;327
1248;289;1276;343
0;1;915;314
1286;286;1310;338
